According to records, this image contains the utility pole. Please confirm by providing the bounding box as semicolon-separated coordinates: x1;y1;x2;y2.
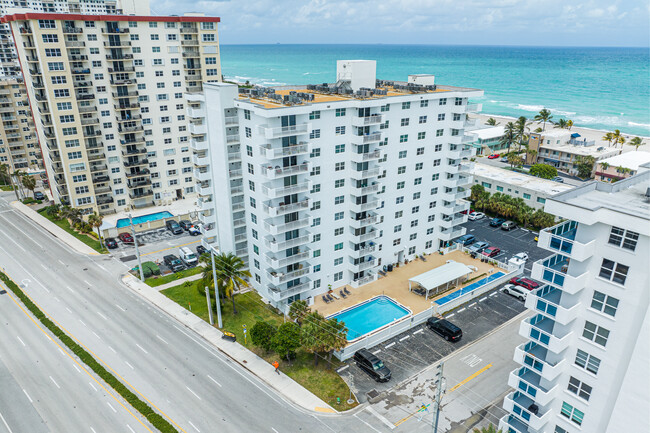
210;247;223;328
129;213;144;282
432;362;445;433
205;286;214;325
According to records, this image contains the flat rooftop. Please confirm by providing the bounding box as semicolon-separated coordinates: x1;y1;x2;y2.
470;125;505;140
599;151;650;171
472;163;574;195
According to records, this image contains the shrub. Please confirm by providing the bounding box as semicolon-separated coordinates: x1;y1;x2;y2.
22;197;35;204
142;261;160;276
271;322;301;361
530;163;557;179
250;321;277;352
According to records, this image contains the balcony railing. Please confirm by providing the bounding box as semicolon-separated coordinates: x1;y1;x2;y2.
267;281;312;302
538;220;594;262
520;314;572;355
265;249;310;268
357;229;379;242
351;258;378;272
352;114;383;126
260;162;310;179
465;103;482;113
262;199;309;217
260;142;310;159
349;215;378;229
352;132;382;144
258;123;310;139
261;181;310;199
267;267;310;285
502;391;552;432
526;285;579;326
530;253;588;295
507;366;557;407
350;274;376;288
350;167;381;179
264;217;310;235
513;341;565;382
351;149;382;162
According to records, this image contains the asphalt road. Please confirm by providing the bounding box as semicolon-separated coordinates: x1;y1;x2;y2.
0;192;392;433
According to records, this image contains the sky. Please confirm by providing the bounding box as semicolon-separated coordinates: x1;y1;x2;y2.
150;0;650;47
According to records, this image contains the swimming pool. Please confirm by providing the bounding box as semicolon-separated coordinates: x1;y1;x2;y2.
329;296;411;341
116;211;173;228
435;271;506;305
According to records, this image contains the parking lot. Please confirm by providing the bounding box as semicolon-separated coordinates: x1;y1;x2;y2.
339;285;527;402
460;218;549;272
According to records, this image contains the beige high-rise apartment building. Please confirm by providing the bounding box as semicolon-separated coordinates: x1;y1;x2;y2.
0;77;40;172
3;11;221;214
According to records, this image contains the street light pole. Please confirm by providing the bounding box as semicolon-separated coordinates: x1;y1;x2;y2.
432;362;445;433
205;286;214;325
210;247;223;328
129;213;144;282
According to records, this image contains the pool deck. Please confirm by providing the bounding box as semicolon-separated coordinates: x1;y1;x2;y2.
101;197;200;230
313;250;507;317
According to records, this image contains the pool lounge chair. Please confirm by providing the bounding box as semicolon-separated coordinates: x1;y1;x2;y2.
327;294;335;302
344;287;351;295
322;295;329;304
340;290;347;299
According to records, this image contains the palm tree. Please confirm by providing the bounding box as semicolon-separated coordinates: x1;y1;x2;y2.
525;148;538;165
611;130;623;148
554;118;568;129
87;212;104;249
534;108;553;131
499;122;516;153
0;163;19;200
13;169;26;198
602;132;614;146
616;135;626;148
599;162;610;172
214;252;251;315
486;117;499;126
515;116;530;151
566;120;574;130
21;173;36;198
629;137;644;151
288;299;310;326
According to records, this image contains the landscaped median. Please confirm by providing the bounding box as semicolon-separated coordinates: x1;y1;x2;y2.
0;271;178;433
37;207;107;254
161;280;359;410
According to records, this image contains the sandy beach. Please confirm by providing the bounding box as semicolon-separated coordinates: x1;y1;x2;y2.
474;113;650;154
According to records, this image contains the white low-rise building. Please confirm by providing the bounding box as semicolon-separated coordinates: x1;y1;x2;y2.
595;151;650;182
191;60;483;311
499;162;650;433
467;125;506;155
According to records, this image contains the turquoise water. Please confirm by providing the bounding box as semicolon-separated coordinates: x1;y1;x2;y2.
116;211;173;228
221;45;650;136
435;272;506;305
329;296;410;341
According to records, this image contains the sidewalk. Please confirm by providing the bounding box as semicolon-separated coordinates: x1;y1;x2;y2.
153;273;203;291
121;273;336;414
12;201;99;256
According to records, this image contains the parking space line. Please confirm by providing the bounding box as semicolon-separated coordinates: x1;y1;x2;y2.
366;406;396;430
457;308;466;313
413;329;424;335
490;292;498;297
337;365;349;373
372;349;381;354
446;313;455;318
468;303;477;308
141;239;201;257
479;297;487;302
399;335;410;342
385;342;395;349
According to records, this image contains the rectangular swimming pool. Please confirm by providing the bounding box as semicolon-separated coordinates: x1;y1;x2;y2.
116;211;173;228
329;296;411;341
435;271;506;305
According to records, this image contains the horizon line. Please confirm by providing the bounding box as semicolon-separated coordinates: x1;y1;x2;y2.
218;42;649;49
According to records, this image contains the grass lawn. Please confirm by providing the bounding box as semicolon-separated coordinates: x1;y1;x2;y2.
161;281;358;410
37;209;107;254
145;266;202;287
0;185;14;191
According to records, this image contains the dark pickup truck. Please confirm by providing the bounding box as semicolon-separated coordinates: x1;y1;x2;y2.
163;254;184;273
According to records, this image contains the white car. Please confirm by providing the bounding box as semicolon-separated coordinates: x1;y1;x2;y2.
513;252;529;262
502;284;527;301
468;212;485;221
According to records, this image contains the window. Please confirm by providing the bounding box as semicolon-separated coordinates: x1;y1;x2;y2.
42;34;58;43
334;271;343;280
420;100;428;107
582;321;609;347
453;113;462;121
401;118;409;126
437;113;445;121
335;144;345;153
418;132;426;140
335;179;345;188
401;102;410;109
398;151;407;159
537;197;546;204
48;62;65;71
394;225;402;233
439;98;447;105
523;193;531;200
560;402;584;426
436;129;444;137
608;226;639;251
334;212;344;221
335;108;346;117
399;134;408;143
396;196;404;204
455;97;463;106
397;166;406;175
393;239;401;246
381;104;390;112
599;259;629;285
575;349;600;374
396;181;405;189
567;377;592;401
335;196;344;205
202;34;216;42
310;129;320;139
335;126;346;135
335;162;345;171
414;177;422;185
334;258;343;266
433;159;441;167
395;211;403;218
413;192;421;200
334;242;343;251
590;291;619;317
309;111;321;120
51;76;66;84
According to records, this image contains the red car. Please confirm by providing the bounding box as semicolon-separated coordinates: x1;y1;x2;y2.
509;277;540;291
118;232;134;244
482;246;501;257
487;154;500;159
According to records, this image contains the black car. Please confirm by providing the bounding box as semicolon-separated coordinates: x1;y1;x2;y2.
163;254;185;272
179;220;193;231
166;220;183;235
34;191;45;200
196;245;208;256
353;349;391;382
105;237;118;249
427;318;462;342
489;217;506;227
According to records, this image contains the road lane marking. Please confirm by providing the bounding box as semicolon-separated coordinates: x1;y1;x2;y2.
49;376;60;389
88;382;97;392
40;264;47;270
16;336;26;347
0;226;27;252
92;331;101;340
185;386;202;400
366;406;396;430
156;335;168;345
490;292;498;297
399;335;410;342
107;402;117;413
54;296;60;302
108;345;117;353
91;427;97;433
135;343;148;354
188;421;200;432
58;260;65;265
385;342;395;349
354;414;381;433
127;425;136;433
448;364;493;393
336;365;349;373
97;311;108;321
125;361;134;370
22;389;32;403
83;280;91;286
115;304;126;312
207;374;222;387
66;286;74;293
96;263;107;272
73;364;82;373
372;349;381;354
79;319;87;327
272;428;279;433
59;348;66;357
479;297;487;302
0;411;14;433
66;307;73;314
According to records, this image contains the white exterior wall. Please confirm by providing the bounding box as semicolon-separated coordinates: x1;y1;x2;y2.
200;81;483;311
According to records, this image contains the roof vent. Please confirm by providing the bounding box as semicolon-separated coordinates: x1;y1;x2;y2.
645;187;650;202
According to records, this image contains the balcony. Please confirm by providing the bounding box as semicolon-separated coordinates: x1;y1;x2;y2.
115;103;140;110
513;342;565;382
503;391;552;432
108;66;135;73
267;267;310;285
538;220;594;262
351;258;378;272
349;215;378;229
71;68;91;75
196;183;212;197
87;152;106;161
260;142;310;159
189;123;207;135
117;114;142;123
105;54;133;61
265;249;311;268
230;185;244;195
260;162;310;179
123;158;148;167
498;414;535;433
353;183;381;195
352;114;383;126
350;244;376;258
349;167;381;180
191;138;208;151
350;149;382;163
357;229;379;242
264;233;310;253
439;226;466;241
226;134;240;145
110;78;137;86
465;103;482;113
530;253;588;295
264;217;310;236
83;130;101;138
526;285;579;326
192;154;209;166
263;199;310;217
268;282;312;302
507;367;557;407
101;28;129;34
112;91;138;99
261;181;310;199
224;115;238;126
229;168;242;178
350;200;379;213
120;136;146;145
103;40;132;47
125;169;150;179
63;26;83;34
80;117;100;126
520;314;572;354
121;148;147;156
350;274;376;288
187;107;204;118
129;189;153;199
352;132;382;145
194;168;210;182
127;179;152;189
258;123;310;139
439;214;468;229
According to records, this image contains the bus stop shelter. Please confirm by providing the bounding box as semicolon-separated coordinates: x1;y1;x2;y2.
409;261;473;299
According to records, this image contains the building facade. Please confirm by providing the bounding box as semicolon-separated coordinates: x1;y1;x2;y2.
0;77;40;172
3;11;221;214
191;61;482;311
499;164;650;433
594;151;650;183
467;125;506;155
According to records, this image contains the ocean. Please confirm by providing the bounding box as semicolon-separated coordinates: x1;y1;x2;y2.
220;44;650;136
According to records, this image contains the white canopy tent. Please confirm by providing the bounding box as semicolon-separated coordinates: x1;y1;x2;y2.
409;261;473;299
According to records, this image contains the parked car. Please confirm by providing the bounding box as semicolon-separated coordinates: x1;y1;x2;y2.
501;220;517;231
552;176;564;183
427;318;462;342
500;157;509;163
467;241;489;254
163;254;185;273
509;277;540;291
468;211;485;221
460;208;473;215
179;220;193;231
454;234;476;246
513;252;529;262
166;220;183;235
502;283;527;301
489;217;506;227
487;154;500;159
178;247;198;267
188;225;201;236
196;245;208;256
353;349;391;382
118;232;134;244
482;246;501;257
34;191;45;200
105;237;118;249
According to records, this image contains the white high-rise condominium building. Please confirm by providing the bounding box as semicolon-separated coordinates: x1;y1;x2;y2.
499;163;650;433
4;11;221;214
189;60;483;311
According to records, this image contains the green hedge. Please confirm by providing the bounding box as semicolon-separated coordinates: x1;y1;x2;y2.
0;272;178;433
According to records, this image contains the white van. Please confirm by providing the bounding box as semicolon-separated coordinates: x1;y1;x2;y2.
178;247;198;267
